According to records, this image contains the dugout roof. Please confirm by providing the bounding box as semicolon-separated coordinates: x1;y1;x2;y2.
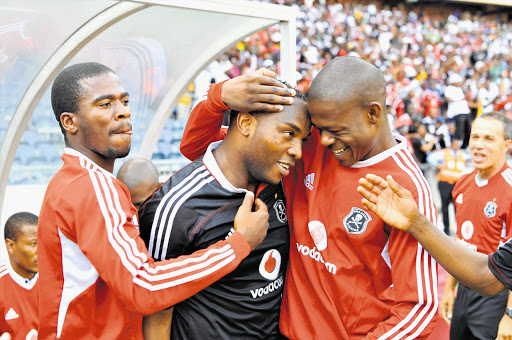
0;0;297;257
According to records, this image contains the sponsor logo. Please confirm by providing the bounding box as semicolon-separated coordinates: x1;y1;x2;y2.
461;220;474;240
259;249;281;281
456;238;477;251
484;201;497;218
296;243;337;274
304;173;315;190
343;207;371;234
456;193;463;204
273;199;287;223
250;276;284;299
5;307;18;320
308;220;327;251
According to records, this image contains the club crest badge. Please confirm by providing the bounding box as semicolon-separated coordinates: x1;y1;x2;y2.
484;202;497;218
343;207;372;234
273;199;287;223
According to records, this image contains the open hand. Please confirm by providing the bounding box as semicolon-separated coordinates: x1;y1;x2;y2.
221;68;295;113
357;174;420;232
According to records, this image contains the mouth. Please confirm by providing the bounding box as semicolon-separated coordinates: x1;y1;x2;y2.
333;146;348;156
113;129;133;135
472;152;486;161
278;161;293;177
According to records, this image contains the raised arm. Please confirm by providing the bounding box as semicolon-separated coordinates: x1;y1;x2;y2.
357;174;506;296
180;69;295;160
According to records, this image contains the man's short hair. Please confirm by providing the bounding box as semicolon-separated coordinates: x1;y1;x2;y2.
477;111;512;140
4;212;38;241
51;62;116;137
228;80;307;127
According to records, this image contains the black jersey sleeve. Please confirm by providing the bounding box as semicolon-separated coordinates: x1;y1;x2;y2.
488;240;512;290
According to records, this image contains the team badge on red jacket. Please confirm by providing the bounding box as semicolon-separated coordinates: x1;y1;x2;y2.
343;207;372;234
484;201;497;218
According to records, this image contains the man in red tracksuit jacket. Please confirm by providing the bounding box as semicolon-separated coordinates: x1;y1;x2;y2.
37;62;271;339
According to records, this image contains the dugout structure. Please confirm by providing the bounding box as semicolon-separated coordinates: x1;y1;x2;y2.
0;0;297;259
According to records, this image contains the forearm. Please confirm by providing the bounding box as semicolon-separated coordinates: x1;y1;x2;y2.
180;82;228;160
142;308;173;340
97;231;250;315
408;214;502;295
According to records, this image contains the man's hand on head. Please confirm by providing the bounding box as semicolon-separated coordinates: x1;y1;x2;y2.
221;68;295;113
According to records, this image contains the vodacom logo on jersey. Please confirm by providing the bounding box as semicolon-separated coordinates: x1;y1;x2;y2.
250;249;284;299
259;249;281;280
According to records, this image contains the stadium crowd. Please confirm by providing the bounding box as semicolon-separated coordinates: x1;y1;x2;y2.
199;0;512;145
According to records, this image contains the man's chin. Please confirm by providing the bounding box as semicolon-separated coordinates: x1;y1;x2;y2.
106;145;131;160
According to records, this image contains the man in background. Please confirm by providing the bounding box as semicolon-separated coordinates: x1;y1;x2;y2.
117;158;161;210
439;112;512;340
0;212;38;340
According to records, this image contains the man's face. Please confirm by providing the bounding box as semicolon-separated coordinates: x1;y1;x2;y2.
245;100;311;185
75;72;132;161
6;224;37;279
308;97;378;167
469;117;511;178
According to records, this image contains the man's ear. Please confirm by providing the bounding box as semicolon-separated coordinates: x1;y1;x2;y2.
60;112;78;134
237;112;255;137
367;102;382;125
5;239;14;256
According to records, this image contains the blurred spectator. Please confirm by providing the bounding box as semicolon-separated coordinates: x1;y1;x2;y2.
444;73;471;148
409;122;437;175
0;212;38;340
427;138;470;235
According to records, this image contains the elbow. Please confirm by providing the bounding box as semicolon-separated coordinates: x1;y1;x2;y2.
473;285;502;297
124;299;165;316
179;140;195;161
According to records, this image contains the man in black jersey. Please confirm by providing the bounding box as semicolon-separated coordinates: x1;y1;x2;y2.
139;76;309;339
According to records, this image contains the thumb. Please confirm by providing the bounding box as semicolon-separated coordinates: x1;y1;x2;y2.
240;191;255;211
253;198;268;213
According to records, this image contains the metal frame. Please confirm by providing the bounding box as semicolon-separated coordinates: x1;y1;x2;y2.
0;1;149;225
0;0;297;230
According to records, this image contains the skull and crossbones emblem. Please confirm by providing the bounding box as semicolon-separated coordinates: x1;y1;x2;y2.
343;207;372;234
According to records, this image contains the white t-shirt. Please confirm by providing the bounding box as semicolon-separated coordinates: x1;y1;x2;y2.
444;85;470;118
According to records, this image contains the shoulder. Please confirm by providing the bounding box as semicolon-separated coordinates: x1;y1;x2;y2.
500;167;512;189
0;264;8;280
139;160;217;230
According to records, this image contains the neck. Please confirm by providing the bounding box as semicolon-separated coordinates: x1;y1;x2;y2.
477;159;505;180
9;257;35;280
213;140;257;192
370;126;398;157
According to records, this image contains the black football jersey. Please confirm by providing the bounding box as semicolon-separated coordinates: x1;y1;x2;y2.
139;152;289;339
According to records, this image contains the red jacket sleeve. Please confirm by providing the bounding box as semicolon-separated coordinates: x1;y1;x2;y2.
180;81;228;160
62;174;250;316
